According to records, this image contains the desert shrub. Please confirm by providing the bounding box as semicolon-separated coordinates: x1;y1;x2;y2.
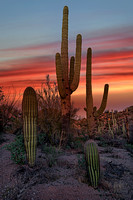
79;129;90;142
37;75;79;146
42;144;57;154
98;139;109;147
125;143;133;154
37;75;62;145
0;86;22;134
77;154;86;169
71;140;83;149
4;134;26;164
65;134;84;150
41;144;62;167
38;132;48;146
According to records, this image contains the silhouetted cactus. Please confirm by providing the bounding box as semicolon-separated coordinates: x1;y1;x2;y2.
84;140;100;188
22;87;38;167
85;48;109;135
55;6;82;135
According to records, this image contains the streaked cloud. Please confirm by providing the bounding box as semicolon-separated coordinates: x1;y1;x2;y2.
1;25;133;114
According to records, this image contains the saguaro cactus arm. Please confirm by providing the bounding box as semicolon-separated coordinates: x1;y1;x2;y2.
61;6;69;85
70;34;82;92
95;84;109;117
86;48;93;113
56;53;66;99
69;56;75;85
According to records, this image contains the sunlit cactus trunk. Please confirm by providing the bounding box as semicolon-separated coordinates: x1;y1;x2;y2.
55;6;82;135
84;140;100;188
85;48;109;136
22;87;38;167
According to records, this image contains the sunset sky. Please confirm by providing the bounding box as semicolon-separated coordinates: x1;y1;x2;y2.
0;0;133;117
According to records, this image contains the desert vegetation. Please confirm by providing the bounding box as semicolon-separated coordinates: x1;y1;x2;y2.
0;87;22;140
1;75;133;200
0;5;133;200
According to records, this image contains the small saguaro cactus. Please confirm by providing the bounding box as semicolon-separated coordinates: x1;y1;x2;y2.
84;140;100;188
22;87;38;167
84;48;109;135
55;6;82;135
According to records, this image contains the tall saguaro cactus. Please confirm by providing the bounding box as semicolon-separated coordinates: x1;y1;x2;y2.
85;48;109;135
22;87;38;167
55;6;82;134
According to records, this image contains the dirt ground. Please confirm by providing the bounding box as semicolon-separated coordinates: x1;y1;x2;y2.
0;133;133;200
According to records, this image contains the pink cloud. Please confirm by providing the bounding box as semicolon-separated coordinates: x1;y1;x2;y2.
1;25;133;108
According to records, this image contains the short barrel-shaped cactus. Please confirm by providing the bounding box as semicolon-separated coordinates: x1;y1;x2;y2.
84;140;100;188
22;87;38;167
